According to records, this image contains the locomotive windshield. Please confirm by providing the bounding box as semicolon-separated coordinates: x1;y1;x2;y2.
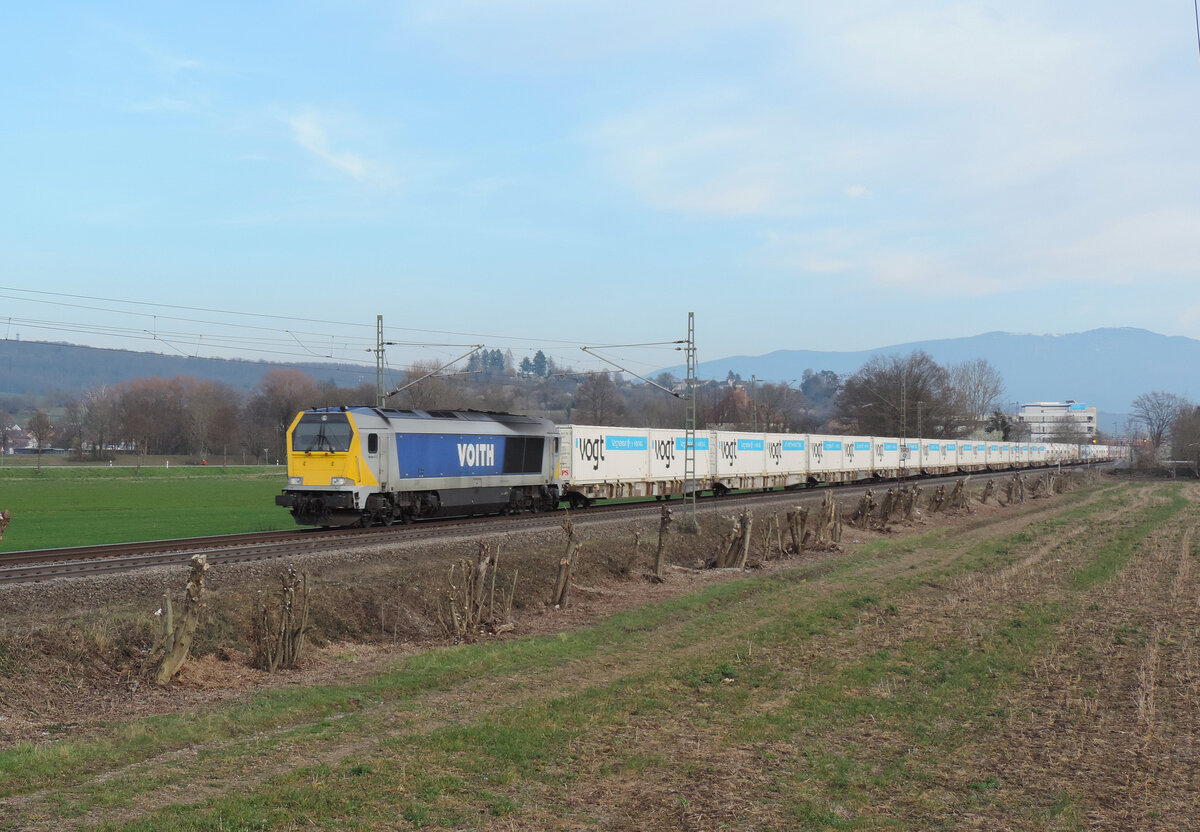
292;412;353;453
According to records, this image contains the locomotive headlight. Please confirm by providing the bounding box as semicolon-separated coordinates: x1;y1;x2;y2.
288;477;303;486
330;477;354;486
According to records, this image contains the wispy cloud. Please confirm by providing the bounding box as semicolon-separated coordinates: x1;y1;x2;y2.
284;110;396;187
589;90;818;218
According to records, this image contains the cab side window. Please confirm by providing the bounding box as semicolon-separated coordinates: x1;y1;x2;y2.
367;434;379;455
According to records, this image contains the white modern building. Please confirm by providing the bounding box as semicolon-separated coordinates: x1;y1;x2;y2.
1017;401;1098;441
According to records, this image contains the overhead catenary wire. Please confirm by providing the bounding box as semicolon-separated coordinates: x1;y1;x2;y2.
0;286;684;383
0;286;617;350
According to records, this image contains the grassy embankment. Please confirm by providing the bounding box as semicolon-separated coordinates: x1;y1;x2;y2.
0;479;1195;830
0;466;289;551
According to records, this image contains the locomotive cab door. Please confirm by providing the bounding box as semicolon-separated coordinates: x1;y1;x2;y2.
366;432;389;491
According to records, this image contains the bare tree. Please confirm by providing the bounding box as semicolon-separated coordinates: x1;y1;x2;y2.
27;410;54;473
576;372;626;425
59;397;88;457
389;361;462;411
244;369;323;460
83;385;118;459
184;379;240;458
115;377;188;456
1130;391;1187;452
1172;405;1200;471
948;359;1005;434
839;351;955;437
757;381;807;431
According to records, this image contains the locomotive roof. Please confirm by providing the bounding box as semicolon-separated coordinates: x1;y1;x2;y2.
308;406;552;426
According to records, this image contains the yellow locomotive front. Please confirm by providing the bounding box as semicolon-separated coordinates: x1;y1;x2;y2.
275;409;379;526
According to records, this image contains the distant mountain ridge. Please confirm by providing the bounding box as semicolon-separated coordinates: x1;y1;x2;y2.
664;327;1200;425
0;340;372;397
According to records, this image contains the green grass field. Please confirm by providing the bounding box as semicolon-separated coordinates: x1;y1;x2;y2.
0;467;291;551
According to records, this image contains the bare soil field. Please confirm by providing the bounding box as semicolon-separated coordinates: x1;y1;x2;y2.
1;473;1196;831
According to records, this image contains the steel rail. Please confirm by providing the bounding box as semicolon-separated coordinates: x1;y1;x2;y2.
0;465;1098;585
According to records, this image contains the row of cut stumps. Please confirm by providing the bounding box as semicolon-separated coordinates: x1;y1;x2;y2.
709;470;1084;571
150;556;312;685
144;469;1091;678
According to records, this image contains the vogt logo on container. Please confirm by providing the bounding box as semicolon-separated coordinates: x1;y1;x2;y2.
578;436;606;470
652;438;676;468
720;441;738;462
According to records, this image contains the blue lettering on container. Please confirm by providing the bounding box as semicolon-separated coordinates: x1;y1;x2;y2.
929;443;940;451
674;437;711;451
782;439;805;451
606;435;648;451
883;442;898;451
854;441;870;451
823;440;842;451
990;445;999;452
738;439;764;451
946;444;956;451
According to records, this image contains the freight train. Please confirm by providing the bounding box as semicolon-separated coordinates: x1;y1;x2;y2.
274;406;1118;528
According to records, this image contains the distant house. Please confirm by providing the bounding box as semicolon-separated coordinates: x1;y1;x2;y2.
1;423;25;453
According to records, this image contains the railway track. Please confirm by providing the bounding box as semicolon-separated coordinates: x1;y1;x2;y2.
0;467;1093;584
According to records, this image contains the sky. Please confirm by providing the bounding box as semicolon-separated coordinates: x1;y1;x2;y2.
2;2;1199;383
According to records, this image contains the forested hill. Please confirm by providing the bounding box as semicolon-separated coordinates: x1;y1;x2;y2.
0;340;368;397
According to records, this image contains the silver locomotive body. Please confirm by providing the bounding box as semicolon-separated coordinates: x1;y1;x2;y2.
276;407;562;527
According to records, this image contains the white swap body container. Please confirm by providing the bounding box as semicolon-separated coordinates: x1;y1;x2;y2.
989;443;1014;468
919;440;946;473
762;433;809;488
559;424;651;500
940;441;960;471
870;437;902;476
961;442;987;469
646;428;714;485
712;431;769;489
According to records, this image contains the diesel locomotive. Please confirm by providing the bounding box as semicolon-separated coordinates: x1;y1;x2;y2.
274;407;562;527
